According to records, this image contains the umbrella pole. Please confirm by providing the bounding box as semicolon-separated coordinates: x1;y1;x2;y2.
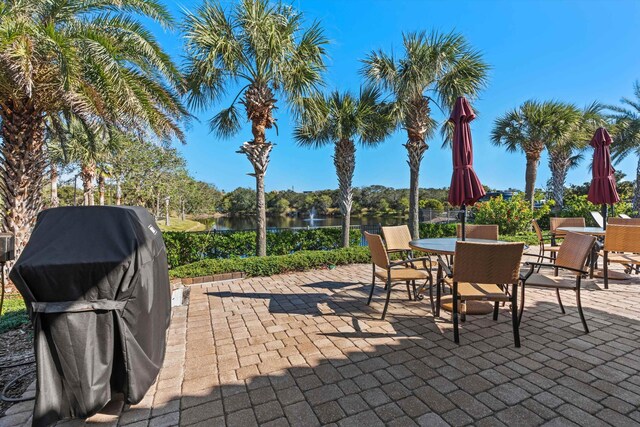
461;204;466;241
601;204;608;230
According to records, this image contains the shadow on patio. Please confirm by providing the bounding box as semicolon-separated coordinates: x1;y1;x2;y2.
115;264;640;427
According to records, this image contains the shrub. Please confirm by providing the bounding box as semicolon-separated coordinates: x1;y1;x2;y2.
163;228;360;268
561;194;633;226
170;246;372;279
419;223;456;237
473;194;534;235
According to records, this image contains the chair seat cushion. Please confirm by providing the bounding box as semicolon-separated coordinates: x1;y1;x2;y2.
455;283;510;302
375;267;430;281
602;252;640;264
524;273;576;289
543;244;561;252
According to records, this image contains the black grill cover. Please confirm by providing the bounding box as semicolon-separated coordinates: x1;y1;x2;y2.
10;206;171;427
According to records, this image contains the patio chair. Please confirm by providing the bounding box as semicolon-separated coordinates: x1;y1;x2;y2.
438;241;524;346
381;225;415;258
608;217;640;226
550;217;585;245
532;219;561;266
521;232;596;333
456;224;499;240
602;224;640;289
381;224;436;289
590;211;605;228
364;232;432;320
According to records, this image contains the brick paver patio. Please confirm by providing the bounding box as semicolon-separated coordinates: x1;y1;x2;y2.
4;263;640;426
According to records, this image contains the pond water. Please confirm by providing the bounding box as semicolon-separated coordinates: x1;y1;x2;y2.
197;215;408;231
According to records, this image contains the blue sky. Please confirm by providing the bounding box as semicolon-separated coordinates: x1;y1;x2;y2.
158;0;640;193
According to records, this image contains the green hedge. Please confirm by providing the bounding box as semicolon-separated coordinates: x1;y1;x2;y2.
419;223;456;238
169;246;372;279
163;228;361;268
164;224;458;268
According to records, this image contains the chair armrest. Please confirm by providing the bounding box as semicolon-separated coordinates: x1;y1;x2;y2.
437;258;453;278
523;261;588;276
522;253;556;261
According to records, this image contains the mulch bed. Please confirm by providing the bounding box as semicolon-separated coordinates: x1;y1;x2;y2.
0;323;35;416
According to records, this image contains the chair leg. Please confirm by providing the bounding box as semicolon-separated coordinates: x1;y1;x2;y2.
406;281;412;301
411;280;417;300
575;280;589;333
511;284;521;347
452;283;460;344
381;279;392;320
556;288;565;314
603;252;609;289
493;301;499;321
518;284;525;325
367;267;376;305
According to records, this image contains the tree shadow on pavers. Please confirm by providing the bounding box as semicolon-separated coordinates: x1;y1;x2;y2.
206;280;383;319
117;287;640;427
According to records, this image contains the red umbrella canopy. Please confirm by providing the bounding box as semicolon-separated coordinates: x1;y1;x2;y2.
448;97;486;206
587;127;620;205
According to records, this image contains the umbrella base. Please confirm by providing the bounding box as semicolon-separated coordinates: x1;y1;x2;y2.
593;269;630;281
440;296;494;315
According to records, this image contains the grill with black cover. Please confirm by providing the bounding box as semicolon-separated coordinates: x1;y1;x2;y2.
10;206;171;427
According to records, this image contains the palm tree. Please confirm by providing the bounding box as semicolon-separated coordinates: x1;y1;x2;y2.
183;0;328;256
362;31;489;238
545;103;604;209
294;87;393;247
0;0;187;254
491;101;582;209
609;81;640;211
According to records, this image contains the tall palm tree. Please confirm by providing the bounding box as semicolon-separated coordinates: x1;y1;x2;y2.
546;103;605;209
362;31;489;238
0;0;187;254
183;0;328;256
609;81;640;211
491;101;581;209
294;87;393;247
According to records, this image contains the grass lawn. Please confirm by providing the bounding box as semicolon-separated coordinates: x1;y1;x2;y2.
158;217;206;232
0;295;28;333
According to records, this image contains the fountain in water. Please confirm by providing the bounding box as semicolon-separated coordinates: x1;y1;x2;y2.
304;206;325;226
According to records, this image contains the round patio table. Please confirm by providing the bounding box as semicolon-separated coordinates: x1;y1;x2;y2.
409;237;515;316
556;226;628;280
557;226;605;236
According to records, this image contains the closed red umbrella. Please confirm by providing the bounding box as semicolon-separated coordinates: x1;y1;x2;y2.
587;127;619;228
448;97;486;240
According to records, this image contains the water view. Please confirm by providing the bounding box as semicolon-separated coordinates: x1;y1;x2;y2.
199;215;409;231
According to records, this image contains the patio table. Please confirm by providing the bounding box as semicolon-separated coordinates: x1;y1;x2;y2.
409;237;515;316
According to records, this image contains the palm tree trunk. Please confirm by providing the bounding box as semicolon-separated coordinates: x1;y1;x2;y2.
155;192;160;218
81;161;97;206
240;142;273;257
334;139;355;247
98;173;106;206
181;197;186;221
50;164;60;208
524;152;541;209
634;155;640;213
549;152;569;210
405;139;428;239
0;99;46;257
240;83;276;257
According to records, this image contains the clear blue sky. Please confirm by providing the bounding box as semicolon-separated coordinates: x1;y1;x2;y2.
157;0;640;193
